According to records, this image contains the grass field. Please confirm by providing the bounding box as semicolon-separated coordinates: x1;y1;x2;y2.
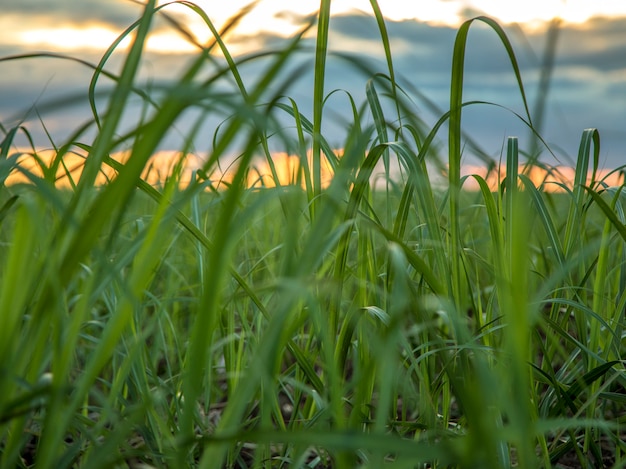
0;1;624;468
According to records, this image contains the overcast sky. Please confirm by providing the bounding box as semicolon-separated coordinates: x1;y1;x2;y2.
1;1;625;169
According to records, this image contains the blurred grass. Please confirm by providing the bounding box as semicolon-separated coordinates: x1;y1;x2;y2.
0;1;624;468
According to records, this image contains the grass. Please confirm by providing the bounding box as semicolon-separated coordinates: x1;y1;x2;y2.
0;1;624;467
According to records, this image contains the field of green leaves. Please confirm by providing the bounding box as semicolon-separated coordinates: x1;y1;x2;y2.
0;1;624;467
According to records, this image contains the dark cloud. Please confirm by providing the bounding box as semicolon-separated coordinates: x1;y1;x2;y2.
321;13;626;163
555;19;626;72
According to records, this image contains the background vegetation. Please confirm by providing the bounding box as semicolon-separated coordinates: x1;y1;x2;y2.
0;1;624;467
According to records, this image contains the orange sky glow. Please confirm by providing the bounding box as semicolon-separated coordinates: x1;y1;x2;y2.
7;149;623;193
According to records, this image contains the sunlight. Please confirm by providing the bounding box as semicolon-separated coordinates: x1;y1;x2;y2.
164;0;626;42
165;0;464;40
19;25;131;51
9;147;620;193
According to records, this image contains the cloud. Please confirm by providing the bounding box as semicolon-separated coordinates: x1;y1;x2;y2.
555;18;626;72
2;0;142;29
0;1;193;55
1;9;624;168
321;13;626;163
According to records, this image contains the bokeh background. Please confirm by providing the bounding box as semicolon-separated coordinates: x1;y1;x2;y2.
1;0;625;169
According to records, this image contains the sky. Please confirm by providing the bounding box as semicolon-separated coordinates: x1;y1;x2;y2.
1;0;625;170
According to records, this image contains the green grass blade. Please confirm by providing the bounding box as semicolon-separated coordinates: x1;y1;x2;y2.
563;129;600;257
311;0;332;216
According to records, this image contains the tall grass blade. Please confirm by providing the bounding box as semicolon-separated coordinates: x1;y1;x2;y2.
311;0;332;217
